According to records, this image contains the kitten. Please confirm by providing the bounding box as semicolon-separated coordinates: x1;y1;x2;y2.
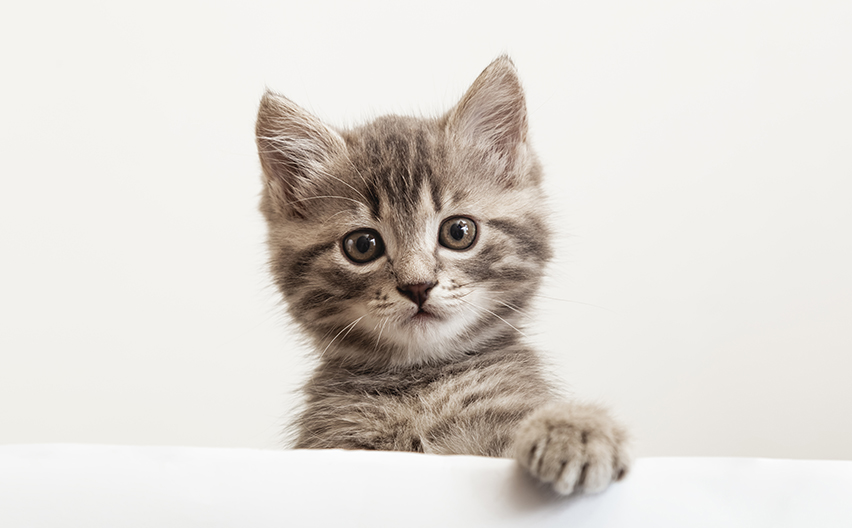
255;56;630;495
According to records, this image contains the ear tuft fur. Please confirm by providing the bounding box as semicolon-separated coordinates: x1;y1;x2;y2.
255;91;347;217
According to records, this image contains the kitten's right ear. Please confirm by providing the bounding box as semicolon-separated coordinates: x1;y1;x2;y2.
255;91;347;218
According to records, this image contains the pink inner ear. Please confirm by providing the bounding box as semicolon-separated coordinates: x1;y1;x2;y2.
449;58;528;157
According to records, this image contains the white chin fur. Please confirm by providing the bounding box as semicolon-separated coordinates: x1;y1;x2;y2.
377;291;500;367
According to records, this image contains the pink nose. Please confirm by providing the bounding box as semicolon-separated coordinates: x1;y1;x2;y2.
397;282;436;308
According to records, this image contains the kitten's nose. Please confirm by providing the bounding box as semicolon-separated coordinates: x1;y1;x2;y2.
397;282;436;308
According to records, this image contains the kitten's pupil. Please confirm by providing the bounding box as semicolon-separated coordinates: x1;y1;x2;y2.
450;221;468;241
356;235;372;254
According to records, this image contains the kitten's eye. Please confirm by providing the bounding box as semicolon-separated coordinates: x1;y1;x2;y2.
439;216;477;250
342;229;385;264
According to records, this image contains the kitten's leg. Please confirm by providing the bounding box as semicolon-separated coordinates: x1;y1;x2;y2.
512;402;631;495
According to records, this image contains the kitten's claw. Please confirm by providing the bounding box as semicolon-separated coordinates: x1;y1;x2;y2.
513;402;630;495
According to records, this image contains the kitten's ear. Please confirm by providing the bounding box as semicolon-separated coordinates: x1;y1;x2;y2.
447;56;528;162
256;91;347;218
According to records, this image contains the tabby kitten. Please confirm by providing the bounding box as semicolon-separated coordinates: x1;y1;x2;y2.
255;56;630;495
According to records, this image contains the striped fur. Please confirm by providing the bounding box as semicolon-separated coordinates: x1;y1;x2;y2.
255;57;630;495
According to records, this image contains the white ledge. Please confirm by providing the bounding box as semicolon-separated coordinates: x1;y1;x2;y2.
1;444;850;527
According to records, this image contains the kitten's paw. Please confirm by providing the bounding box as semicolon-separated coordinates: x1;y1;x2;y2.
513;402;630;495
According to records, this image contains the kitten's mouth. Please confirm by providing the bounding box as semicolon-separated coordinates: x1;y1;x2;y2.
410;308;436;321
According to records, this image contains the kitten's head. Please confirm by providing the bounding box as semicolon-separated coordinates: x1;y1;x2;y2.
256;57;552;368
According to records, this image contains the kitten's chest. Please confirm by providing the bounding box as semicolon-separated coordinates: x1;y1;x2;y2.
326;372;487;451
302;358;547;455
330;367;467;417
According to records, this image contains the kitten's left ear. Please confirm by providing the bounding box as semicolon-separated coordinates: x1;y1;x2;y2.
447;56;529;164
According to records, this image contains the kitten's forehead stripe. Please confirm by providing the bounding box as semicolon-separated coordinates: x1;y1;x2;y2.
364;179;381;220
350;121;441;221
429;175;443;212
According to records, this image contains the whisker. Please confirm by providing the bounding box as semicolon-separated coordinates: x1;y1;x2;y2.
323;209;353;224
495;300;532;319
374;316;389;352
486;290;611;311
320;316;364;359
456;297;527;338
341;317;361;341
341;153;371;196
316;167;370;206
446;289;475;301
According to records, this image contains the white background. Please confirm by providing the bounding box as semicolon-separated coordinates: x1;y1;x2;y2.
1;1;850;459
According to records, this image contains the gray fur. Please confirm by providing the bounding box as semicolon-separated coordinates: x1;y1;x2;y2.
255;56;630;495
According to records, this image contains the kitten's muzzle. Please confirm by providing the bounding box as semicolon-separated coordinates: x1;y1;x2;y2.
397;282;436;309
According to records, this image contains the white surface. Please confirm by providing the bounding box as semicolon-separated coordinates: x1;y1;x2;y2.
1;1;851;459
1;445;851;528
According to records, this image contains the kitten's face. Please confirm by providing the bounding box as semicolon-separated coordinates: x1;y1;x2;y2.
257;58;551;367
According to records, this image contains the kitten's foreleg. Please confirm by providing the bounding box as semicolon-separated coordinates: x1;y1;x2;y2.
512;401;631;495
